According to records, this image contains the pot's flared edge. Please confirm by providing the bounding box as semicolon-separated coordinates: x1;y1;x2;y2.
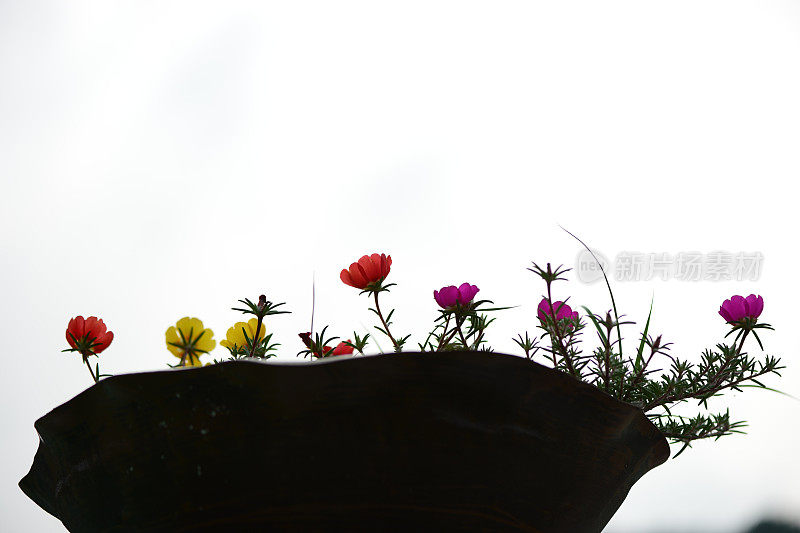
591;407;671;533
20;350;671;530
26;350;672;469
19;440;60;520
29;351;669;441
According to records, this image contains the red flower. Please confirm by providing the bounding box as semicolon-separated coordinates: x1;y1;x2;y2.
314;341;355;358
66;316;114;358
332;341;354;356
340;253;392;290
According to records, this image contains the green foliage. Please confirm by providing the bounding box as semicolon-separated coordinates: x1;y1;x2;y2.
296;325;339;359
419;299;514;353
344;332;370;355
520;258;785;458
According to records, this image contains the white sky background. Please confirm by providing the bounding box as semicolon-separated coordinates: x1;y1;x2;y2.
1;1;799;531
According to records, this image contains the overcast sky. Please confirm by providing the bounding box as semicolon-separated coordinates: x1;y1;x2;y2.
2;1;799;531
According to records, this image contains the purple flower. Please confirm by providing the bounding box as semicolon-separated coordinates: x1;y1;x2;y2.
456;283;480;305
434;286;459;308
537;298;579;323
434;283;480;309
719;294;764;324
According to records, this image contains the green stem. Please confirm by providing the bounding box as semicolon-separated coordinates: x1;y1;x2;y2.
472;328;486;351
643;330;752;412
373;291;400;352
735;330;749;355
84;357;98;383
438;326;461;351
625;346;659;400
561;227;624;364
708;329;749;391
435;314;452;351
249;314;264;358
604;323;613;390
456;317;469;349
546;282;576;377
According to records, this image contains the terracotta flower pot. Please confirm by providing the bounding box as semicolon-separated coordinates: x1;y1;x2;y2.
20;351;669;532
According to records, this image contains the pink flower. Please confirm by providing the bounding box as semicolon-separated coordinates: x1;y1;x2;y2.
719;294;764;324
537;298;579;323
434;283;480;309
456;283;480;305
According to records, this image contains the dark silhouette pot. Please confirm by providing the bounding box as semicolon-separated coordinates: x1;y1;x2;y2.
20;351;669;532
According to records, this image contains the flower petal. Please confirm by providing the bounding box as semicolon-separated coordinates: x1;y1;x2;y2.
360;254;380;282
93;331;113;354
745;294;764;319
383;254;392;278
84;316;99;339
73;316;86;335
440;286;459;308
340;268;356;288
165;326;183;357
194;329;216;353
333;341;354;356
457;283;479;304
66;316;85;347
537;298;551;321
433;289;443;308
181;318;204;341
246;318;265;341
224;322;249;349
728;295;747;322
556;302;574;320
84;317;110;349
752;295;764;318
358;255;379;282
347;262;368;289
175;317;193;339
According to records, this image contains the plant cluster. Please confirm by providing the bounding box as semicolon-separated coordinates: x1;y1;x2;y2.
516;262;783;456
62;251;784;456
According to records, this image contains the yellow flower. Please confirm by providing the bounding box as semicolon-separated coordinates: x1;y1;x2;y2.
220;318;266;353
165;317;215;367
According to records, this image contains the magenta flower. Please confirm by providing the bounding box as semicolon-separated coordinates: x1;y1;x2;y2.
434;283;480;309
537;298;579;323
456;283;480;305
719;294;764;324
